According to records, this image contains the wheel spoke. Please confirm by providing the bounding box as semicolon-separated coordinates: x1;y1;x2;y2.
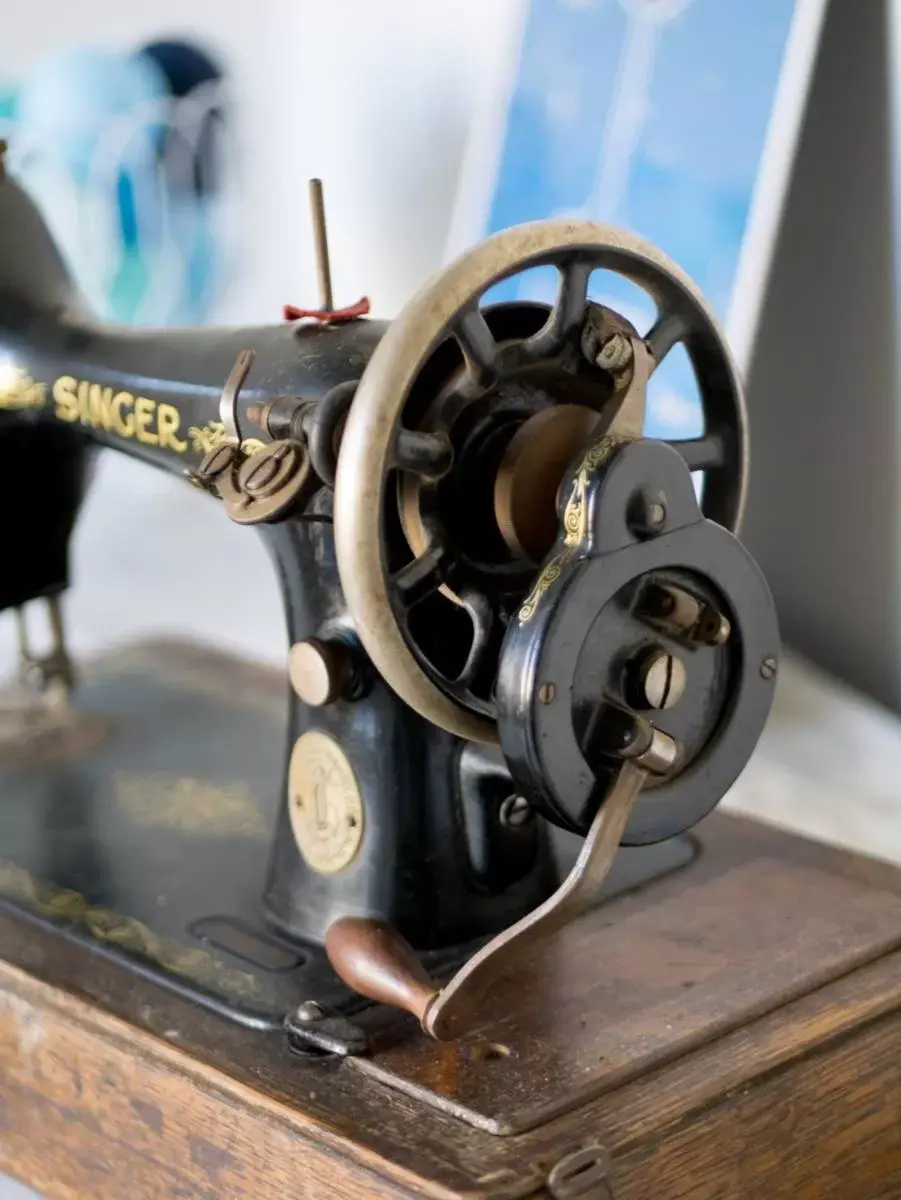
454;308;498;388
645;311;690;368
666;434;725;472
457;592;493;687
392;545;446;606
392;428;454;479
524;258;593;359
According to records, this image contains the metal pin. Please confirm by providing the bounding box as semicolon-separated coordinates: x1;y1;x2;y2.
14;597;75;703
219;348;255;445
309;178;334;313
47;594;66;658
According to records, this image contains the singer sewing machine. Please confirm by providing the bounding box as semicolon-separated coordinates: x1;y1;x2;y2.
1;150;901;1200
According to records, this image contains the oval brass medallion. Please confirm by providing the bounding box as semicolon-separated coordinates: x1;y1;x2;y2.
288;731;364;874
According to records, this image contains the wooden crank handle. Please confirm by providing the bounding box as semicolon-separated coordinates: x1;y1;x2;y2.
325;761;646;1041
324;917;440;1029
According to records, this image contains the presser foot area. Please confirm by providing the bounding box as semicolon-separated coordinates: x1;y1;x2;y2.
0;638;694;1059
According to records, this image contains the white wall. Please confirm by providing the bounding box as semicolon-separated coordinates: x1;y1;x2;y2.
0;0;521;320
0;0;522;675
742;0;901;712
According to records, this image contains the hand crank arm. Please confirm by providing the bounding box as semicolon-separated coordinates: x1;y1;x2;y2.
325;761;647;1041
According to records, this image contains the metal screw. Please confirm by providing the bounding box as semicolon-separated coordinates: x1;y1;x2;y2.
295;1000;326;1023
595;332;634;373
629;491;668;538
760;656;778;680
202;443;237;477
499;795;533;828
185;443;236;491
242;445;293;496
547;1146;613;1200
538;682;556;705
642;649;687;710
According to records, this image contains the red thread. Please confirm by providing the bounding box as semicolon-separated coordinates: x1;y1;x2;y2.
283;296;371;324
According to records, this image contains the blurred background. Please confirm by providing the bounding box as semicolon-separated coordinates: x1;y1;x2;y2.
0;1;522;678
3;0;901;1192
0;0;834;675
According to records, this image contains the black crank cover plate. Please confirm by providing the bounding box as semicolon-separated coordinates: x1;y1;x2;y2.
496;439;779;843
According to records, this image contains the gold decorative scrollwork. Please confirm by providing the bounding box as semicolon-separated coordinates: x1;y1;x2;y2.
188;420;227;454
114;771;269;839
518;551;573;624
518;434;628;624
0;366;46;411
188;420;265;457
0;858;264;1000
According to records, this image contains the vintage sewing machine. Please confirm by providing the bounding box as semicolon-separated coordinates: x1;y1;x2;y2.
1;154;901;1200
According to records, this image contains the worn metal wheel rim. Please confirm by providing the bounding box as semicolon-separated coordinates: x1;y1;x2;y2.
334;219;748;743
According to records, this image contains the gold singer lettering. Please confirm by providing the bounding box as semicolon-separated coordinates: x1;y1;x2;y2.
53;376;187;453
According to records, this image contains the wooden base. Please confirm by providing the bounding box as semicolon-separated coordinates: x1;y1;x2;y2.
2;813;901;1199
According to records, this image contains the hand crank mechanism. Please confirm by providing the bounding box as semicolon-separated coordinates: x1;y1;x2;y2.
0;160;777;1043
325;316;776;1038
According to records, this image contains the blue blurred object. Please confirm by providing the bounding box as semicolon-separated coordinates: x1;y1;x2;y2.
464;0;819;441
16;45;168;187
140;40;222;102
10;41;226;326
137;39;226;320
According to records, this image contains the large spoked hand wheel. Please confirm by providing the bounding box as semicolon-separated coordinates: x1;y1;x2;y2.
334;220;747;743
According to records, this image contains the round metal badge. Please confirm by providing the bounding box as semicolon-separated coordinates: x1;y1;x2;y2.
288;731;364;874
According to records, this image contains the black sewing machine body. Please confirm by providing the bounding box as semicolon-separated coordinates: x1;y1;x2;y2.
0;175;567;988
0;164;777;1050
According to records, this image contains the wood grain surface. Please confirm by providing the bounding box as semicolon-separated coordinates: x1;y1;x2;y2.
353;855;901;1133
2;812;901;1200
